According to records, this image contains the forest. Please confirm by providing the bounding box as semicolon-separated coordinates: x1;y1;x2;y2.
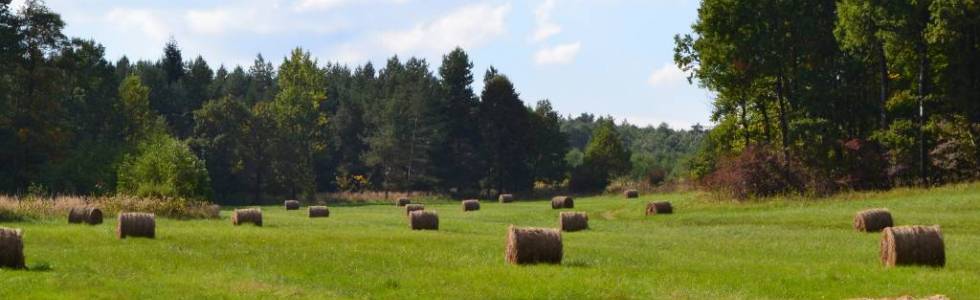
0;0;703;204
675;0;980;199
3;0;978;205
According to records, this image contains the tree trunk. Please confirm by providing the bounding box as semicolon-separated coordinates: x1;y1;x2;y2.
758;99;772;144
877;42;889;129
776;73;790;157
740;97;750;147
916;40;929;185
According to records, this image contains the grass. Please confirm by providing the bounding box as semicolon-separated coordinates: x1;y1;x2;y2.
1;183;979;299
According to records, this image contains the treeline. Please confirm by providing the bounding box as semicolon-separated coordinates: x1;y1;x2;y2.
2;1;688;203
676;0;980;198
561;114;706;185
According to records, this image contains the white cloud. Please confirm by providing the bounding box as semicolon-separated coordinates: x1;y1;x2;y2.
185;2;343;35
293;0;409;12
293;0;350;11
186;9;236;35
531;0;560;42
328;43;368;65
105;8;170;43
534;42;581;65
647;63;687;87
378;3;511;54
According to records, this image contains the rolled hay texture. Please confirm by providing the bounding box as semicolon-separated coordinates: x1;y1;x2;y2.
284;200;300;210
551;196;574;209
309;206;330;218
0;227;25;269
498;194;514;203
624;190;639;198
880;225;945;267
409;211;439;230
232;208;263;226
68;207;103;225
559;212;588;232
462;199;480;211
505;225;562;265
645;201;673;215
396;198;411;206
116;212;156;239
854;208;894;232
405;204;425;216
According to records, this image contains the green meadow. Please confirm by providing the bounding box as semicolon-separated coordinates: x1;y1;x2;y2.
2;183;978;299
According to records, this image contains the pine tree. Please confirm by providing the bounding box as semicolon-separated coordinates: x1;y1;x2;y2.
436;47;483;194
479;71;532;194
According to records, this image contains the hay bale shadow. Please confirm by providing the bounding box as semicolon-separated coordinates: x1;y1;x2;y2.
27;262;52;272
562;260;591;268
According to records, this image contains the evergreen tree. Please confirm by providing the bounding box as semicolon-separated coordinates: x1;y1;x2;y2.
528;100;568;186
245;54;276;104
365;56;444;191
570;118;630;192
437;47;483;194
479;71;532;194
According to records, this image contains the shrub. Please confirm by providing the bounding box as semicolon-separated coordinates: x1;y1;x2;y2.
871;120;919;185
703;145;806;200
836;138;890;190
117;134;212;200
568;164;608;193
928;117;979;183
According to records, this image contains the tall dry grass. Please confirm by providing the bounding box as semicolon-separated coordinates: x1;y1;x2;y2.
317;191;443;203
0;195;219;221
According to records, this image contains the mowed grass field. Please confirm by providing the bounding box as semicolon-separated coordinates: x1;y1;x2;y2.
2;183;979;299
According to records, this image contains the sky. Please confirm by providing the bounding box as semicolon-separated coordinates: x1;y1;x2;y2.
11;0;713;129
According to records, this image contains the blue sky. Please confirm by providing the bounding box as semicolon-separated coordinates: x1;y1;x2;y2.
14;0;713;129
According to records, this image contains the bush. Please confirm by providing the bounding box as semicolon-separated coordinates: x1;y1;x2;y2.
836;138;890;190
929;117;979;183
703;145;806;200
117;134;212;200
569;164;608;193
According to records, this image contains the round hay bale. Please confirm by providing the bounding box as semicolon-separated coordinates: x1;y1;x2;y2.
309;206;330;218
116;212;155;239
498;194;514;203
880;225;945;267
232;208;263;226
559;212;588;232
68;207;103;225
396;198;411;206
284;200;300;210
505;225;562;265
551;196;574;209
409;211;439;230
0;227;25;269
854;208;893;232
462;199;480;211
405;204;425;216
645;201;673;215
624;190;639;198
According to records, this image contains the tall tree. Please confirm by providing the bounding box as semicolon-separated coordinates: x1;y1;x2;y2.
437;47;484;194
528;100;568;186
479;71;532;194
6;0;67;191
245;53;276;104
570;117;631;192
269;48;326;199
365;56;444;191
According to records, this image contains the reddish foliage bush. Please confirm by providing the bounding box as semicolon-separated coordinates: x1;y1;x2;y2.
836;138;890;190
703;145;806;200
